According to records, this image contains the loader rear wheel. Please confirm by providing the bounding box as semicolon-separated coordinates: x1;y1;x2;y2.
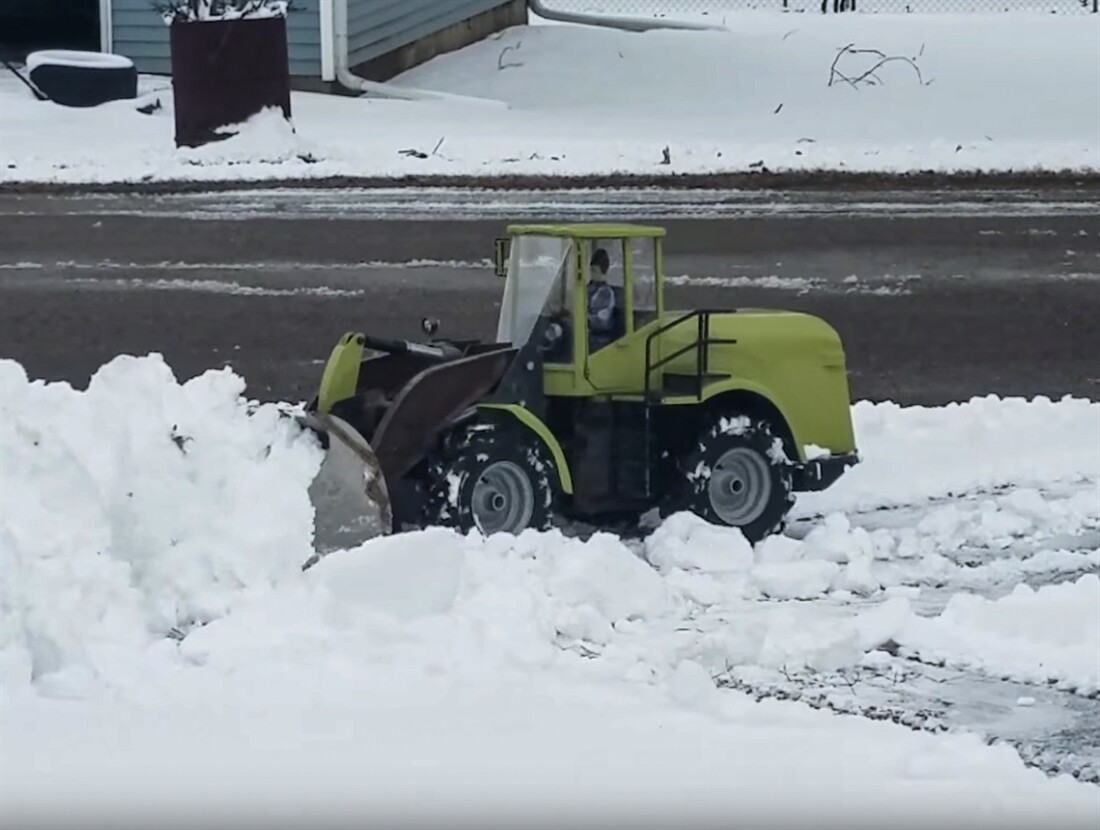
423;420;557;536
670;416;794;545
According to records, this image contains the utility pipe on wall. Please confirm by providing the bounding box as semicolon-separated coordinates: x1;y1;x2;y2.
330;0;507;107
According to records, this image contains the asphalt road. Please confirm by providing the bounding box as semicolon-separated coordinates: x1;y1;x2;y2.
0;187;1098;406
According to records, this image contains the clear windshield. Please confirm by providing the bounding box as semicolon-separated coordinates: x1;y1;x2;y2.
496;234;571;347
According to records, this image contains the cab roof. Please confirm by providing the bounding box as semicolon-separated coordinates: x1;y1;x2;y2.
506;223;666;239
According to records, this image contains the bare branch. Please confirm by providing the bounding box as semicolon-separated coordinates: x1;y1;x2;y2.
828;42;857;87
829;42;931;89
498;43;523;71
849;55;928;87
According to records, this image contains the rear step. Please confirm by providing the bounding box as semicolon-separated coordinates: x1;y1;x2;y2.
662;371;731;398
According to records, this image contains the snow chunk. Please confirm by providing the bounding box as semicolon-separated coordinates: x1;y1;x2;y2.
855;597;914;652
752;560;840;600
540;531;671;623
644;511;753;573
667;659;719;711
759;614;862;673
308;528;465;621
754;533;804;565
802;513;879;564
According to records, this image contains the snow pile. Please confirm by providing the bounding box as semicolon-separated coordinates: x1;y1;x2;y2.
798;395;1100;516
0;355;321;693
178;106;312;167
891;574;1100;695
1;14;1097;183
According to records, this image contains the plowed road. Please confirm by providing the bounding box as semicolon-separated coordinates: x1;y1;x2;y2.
1;187;1097;405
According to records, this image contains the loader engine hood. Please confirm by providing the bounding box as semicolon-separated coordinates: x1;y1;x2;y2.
707;309;847;362
656;308;856;459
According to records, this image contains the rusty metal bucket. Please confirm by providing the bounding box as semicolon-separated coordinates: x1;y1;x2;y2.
300;412;393;563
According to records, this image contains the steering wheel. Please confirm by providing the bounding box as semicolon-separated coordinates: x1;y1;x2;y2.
537;313;570;361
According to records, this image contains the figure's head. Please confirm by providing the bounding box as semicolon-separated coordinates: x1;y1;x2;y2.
590;247;610;280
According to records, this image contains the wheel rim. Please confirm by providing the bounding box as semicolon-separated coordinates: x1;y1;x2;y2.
707;447;772;526
471;460;535;535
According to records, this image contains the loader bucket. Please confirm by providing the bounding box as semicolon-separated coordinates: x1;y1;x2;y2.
300;411;393;556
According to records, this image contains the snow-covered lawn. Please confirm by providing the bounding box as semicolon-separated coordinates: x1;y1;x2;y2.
1;354;1098;826
0;13;1097;184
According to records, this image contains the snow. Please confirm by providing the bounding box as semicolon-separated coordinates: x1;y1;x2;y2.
795;395;1100;516
753;559;843;599
0;258;494;272
5;682;1094;830
26;50;134;72
1;353;1098;824
159;0;290;23
892;575;1100;695
2;13;1097;184
0;356;321;692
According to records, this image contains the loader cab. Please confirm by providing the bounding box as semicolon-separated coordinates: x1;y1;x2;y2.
494;224;666;391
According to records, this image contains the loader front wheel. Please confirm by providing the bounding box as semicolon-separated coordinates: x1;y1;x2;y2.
670;416;794;545
422;421;557;536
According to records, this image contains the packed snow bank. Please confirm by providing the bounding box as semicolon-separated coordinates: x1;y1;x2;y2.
796;395;1100;516
1;13;1097;184
889;574;1100;696
0;355;321;692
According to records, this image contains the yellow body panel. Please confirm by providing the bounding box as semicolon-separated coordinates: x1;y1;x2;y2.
584;309;856;462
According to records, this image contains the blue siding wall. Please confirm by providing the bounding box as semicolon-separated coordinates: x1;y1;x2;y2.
110;0;321;77
347;0;511;68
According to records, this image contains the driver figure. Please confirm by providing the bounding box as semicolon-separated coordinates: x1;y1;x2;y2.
587;247;620;348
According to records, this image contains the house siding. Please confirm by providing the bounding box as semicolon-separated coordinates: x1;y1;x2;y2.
346;0;512;68
109;0;321;77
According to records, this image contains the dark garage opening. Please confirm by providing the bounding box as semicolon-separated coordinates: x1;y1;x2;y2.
0;0;101;62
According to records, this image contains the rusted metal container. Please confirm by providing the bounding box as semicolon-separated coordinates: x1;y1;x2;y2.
169;15;291;148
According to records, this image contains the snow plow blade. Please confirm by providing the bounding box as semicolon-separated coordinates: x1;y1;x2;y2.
300;411;393;557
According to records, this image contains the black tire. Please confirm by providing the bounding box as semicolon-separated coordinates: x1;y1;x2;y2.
668;415;794;544
26;50;137;108
422;419;558;536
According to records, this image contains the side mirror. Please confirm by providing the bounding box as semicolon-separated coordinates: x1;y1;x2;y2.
493;237;511;278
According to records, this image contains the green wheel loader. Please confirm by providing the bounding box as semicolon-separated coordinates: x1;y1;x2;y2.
302;223;859;553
